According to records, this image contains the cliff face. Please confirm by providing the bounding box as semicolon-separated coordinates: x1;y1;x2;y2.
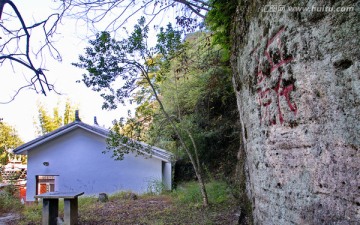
231;0;360;224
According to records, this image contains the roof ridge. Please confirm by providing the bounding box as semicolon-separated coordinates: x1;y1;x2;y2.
13;120;172;162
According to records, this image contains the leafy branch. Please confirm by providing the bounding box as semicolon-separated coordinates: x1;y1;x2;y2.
74;18;209;206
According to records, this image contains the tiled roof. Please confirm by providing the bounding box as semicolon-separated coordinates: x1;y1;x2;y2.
13;121;172;162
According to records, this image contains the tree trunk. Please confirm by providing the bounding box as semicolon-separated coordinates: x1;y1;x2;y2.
145;74;209;207
187;129;209;207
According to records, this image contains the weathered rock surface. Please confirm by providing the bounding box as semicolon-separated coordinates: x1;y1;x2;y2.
98;193;109;202
231;0;359;224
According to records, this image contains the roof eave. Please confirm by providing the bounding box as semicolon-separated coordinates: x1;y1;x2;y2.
13;122;173;162
14;125;79;154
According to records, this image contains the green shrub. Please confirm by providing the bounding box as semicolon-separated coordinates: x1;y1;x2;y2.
206;0;238;51
0;187;23;214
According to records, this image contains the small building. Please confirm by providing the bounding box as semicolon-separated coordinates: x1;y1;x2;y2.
0;159;27;202
13;114;172;201
1;159;27;183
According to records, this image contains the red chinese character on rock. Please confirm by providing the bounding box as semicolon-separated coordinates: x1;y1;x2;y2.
252;26;297;125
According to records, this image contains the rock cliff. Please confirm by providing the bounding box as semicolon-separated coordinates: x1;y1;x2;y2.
231;0;360;224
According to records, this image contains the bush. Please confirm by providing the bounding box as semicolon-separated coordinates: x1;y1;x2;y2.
0;187;23;214
0;185;23;214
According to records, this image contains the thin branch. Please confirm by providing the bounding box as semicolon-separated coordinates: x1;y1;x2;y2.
63;0;208;34
0;84;34;104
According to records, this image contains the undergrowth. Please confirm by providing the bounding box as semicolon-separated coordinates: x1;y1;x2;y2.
19;203;41;225
172;181;230;206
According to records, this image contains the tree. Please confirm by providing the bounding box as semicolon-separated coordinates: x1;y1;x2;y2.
0;0;211;103
35;100;77;135
148;32;240;177
74;19;210;206
0;121;23;165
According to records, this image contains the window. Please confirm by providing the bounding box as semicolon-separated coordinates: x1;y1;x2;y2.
36;175;57;194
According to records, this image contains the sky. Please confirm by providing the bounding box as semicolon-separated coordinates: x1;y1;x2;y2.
0;0;174;142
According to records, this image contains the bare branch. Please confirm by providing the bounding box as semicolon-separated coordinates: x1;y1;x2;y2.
63;0;208;34
0;1;4;20
0;0;65;102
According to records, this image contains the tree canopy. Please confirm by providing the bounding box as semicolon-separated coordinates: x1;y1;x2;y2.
117;31;240;177
74;13;240;204
0;121;23;165
74;18;213;206
35;100;78;135
0;0;237;102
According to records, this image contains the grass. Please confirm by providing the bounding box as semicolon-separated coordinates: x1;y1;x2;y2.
173;181;231;206
7;180;241;225
19;204;41;225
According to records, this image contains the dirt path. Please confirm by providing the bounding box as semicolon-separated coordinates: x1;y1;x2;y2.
0;214;19;225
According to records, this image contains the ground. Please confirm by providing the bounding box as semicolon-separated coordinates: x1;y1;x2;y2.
77;195;240;225
3;181;245;225
7;195;239;225
0;214;19;225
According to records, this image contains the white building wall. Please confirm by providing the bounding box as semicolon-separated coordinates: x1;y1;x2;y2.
26;128;164;201
162;162;172;190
